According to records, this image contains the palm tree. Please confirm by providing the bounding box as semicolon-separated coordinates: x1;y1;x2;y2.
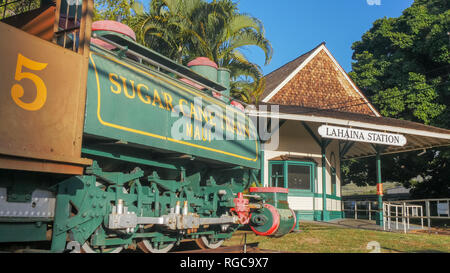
132;0;272;104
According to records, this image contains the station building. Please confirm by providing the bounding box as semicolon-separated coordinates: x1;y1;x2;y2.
248;42;450;223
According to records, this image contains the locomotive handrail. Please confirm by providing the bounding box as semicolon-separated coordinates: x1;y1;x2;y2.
92;33;225;91
92;33;251;108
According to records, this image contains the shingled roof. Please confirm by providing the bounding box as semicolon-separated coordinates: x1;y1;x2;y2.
260;43;380;117
260;43;321;100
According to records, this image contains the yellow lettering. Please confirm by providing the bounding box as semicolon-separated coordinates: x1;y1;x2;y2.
119;76;131;99
109;73;121;94
235;121;242;136
208;112;217;127
190;103;199;120
179;99;188;116
202;127;208;141
244;125;250;138
125;79;136;99
152;89;165;109
220;113;226;130
137;84;151;104
197;106;209;123
163;92;174;112
186;122;193;138
11;53;48;111
226;116;235;134
194;125;201;140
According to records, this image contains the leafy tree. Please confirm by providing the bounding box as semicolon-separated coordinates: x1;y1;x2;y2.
344;0;450;198
93;0;136;24
0;0;39;19
349;0;449;125
92;0;271;103
132;0;272;103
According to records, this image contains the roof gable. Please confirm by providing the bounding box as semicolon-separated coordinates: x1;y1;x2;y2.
261;43;380;117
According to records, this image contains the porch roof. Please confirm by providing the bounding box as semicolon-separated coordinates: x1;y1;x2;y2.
247;104;450;160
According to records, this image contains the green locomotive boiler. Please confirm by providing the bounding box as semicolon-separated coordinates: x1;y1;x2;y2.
0;0;296;252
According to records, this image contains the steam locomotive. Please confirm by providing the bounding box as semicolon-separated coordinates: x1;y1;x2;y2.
0;0;296;252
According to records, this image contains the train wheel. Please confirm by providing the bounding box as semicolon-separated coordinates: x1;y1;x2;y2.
137;240;175;253
195;236;224;249
68;230;123;253
81;242;123;253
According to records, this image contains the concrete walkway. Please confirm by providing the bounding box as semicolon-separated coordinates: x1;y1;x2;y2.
301;219;425;233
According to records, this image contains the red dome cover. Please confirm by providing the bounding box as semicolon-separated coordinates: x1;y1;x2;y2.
187;57;218;69
92;20;136;41
230;100;245;111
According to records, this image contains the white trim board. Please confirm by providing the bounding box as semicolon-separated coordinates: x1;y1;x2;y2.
248;110;450;140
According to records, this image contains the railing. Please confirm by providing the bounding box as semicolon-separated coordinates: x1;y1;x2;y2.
342;200;381;220
383;202;424;233
54;0;84;52
383;199;450;233
93;34;228;97
1;0;91;55
343;199;450;233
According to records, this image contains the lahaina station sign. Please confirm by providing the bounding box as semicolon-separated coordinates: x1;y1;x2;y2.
318;125;407;146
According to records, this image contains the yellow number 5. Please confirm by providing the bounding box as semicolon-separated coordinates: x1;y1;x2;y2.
11;53;48;111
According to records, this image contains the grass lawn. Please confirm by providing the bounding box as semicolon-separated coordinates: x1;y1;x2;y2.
224;222;450;253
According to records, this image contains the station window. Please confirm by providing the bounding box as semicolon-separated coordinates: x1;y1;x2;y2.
269;161;316;192
270;163;284;188
331;167;337;195
288;164;311;190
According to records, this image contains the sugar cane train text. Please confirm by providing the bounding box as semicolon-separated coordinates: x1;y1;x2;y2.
108;72;256;142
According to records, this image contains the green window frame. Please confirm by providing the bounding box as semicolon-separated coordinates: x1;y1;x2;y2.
269;162;285;188
269;160;316;195
331;167;337;196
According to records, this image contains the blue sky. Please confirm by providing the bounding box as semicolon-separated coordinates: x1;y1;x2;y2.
237;0;414;75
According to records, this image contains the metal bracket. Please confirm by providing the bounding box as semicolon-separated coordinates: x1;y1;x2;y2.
148;171;188;192
86;161;144;186
116;45;129;59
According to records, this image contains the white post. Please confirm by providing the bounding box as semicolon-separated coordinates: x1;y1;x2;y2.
407;205;410;230
437;201;441;217
355;202;358;220
395;206;399;230
426;201;431;231
420;205;424;229
388;203;391;231
402;202;407;234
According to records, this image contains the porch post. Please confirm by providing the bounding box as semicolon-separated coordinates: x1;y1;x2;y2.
375;146;383;227
302;122;331;221
321;140;330;221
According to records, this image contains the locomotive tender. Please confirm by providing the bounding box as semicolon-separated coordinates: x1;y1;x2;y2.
0;0;296;252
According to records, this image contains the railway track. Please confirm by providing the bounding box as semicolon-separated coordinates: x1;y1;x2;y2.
173;242;285;253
